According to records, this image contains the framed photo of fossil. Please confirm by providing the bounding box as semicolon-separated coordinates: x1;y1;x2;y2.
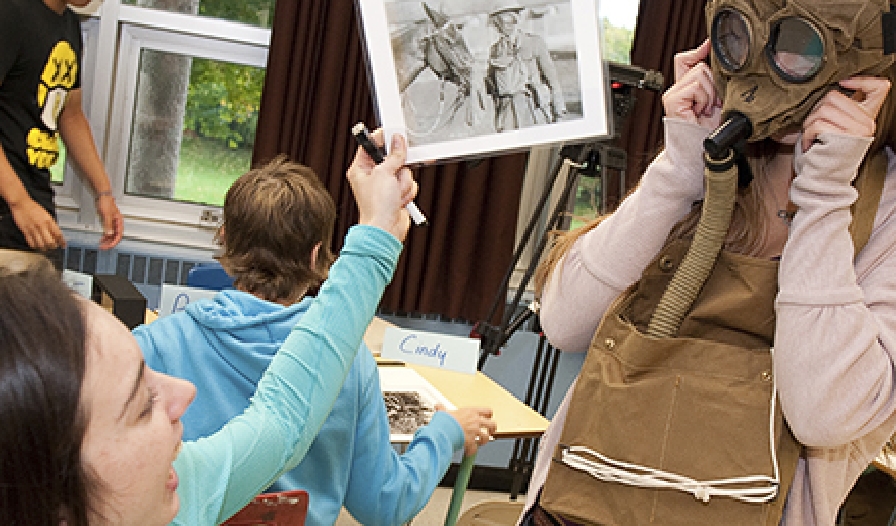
356;0;610;164
378;366;455;443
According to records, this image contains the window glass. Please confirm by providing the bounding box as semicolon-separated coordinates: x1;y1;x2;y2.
600;1;637;65
50;145;66;184
52;17;98;188
567;2;637;230
120;0;276;28
124;50;265;206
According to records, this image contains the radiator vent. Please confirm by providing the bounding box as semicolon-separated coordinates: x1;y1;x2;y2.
64;246;99;275
62;244;213;310
64;245;205;286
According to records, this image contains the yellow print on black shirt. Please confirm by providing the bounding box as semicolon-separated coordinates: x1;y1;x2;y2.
27;41;78;170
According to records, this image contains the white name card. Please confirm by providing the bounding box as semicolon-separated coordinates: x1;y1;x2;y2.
381;326;479;375
62;269;93;299
157;284;219;318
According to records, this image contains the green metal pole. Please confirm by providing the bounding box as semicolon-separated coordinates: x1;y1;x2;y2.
444;453;477;526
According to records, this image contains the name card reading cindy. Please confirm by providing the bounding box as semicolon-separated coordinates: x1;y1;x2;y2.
380;326;479;375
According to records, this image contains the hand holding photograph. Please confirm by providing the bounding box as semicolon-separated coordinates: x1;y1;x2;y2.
357;0;610;164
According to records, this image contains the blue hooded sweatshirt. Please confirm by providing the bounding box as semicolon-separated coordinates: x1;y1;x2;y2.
134;288;464;526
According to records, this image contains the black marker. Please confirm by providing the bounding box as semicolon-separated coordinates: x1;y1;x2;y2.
352;122;428;226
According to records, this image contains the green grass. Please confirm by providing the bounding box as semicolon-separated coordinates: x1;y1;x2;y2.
174;135;253;206
51;136;250;207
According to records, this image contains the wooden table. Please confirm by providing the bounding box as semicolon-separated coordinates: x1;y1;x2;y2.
366;317;549;440
402;364;548;439
147;310;549;439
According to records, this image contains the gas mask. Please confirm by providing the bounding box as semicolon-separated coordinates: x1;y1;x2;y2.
705;0;896;142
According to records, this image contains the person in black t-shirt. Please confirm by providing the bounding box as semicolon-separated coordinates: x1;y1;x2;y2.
0;0;123;268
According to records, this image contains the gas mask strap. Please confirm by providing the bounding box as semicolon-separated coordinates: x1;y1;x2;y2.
883;4;896;54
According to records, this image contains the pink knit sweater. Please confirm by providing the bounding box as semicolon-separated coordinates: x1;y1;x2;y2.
524;118;896;526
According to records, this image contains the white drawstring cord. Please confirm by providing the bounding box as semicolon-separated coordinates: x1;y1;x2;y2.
558;349;781;505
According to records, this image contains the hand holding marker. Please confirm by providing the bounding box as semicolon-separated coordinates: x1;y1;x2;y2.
352;123;428;226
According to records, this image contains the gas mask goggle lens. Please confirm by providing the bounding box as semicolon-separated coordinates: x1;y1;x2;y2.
712;8;825;83
706;0;896;145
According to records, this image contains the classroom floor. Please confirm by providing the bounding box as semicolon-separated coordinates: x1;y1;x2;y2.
335;488;525;526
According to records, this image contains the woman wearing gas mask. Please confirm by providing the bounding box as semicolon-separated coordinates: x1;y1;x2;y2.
517;1;896;525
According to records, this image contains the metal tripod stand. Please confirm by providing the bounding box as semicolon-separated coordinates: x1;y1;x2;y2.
470;141;628;499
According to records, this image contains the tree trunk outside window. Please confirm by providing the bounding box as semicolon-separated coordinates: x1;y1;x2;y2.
125;0;198;198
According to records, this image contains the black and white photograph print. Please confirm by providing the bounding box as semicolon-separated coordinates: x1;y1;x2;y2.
378;366;455;443
384;390;435;436
357;0;610;164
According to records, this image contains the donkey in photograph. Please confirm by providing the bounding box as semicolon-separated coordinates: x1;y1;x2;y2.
391;3;493;141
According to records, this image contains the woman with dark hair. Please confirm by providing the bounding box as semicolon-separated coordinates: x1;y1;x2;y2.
0;259;93;524
0;133;418;526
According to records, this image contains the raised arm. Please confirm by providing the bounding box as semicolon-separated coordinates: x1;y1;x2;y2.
171;135;418;525
539;42;722;352
58;89;123;249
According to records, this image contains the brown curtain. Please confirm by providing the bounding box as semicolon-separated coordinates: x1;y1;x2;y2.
610;0;708;204
253;1;527;323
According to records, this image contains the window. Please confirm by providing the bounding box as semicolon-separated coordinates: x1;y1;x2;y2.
61;1;271;249
601;2;639;64
53;16;101;228
510;1;638;295
107;23;267;219
566;2;639;230
120;0;275;28
51;17;99;187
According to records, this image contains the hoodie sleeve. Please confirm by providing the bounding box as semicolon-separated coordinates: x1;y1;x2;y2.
133;322;166;372
170;225;401;526
342;351;463;526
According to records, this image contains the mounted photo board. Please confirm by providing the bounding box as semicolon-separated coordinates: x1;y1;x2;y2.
356;0;611;164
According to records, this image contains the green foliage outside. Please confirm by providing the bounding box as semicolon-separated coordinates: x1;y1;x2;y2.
174;135;252;206
181;1;272;150
602;18;634;64
120;1;272;152
50;144;65;184
184;60;265;151
123;0;274;27
196;0;275;28
565;18;634;231
49;136;250;207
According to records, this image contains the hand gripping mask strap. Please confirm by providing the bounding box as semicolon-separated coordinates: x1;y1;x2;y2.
706;0;896;141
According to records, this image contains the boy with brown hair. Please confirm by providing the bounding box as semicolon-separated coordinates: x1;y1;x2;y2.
133;155;495;526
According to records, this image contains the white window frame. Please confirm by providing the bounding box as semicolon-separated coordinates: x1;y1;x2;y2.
59;2;270;251
54;16;100;228
106;24;267;246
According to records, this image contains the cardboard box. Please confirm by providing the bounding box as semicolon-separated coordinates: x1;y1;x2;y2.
91;274;146;329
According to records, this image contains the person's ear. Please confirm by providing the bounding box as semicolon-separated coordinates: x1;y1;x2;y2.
310;242;321;270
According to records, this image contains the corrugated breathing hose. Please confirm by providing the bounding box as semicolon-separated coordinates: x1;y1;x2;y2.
646;146;740;338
